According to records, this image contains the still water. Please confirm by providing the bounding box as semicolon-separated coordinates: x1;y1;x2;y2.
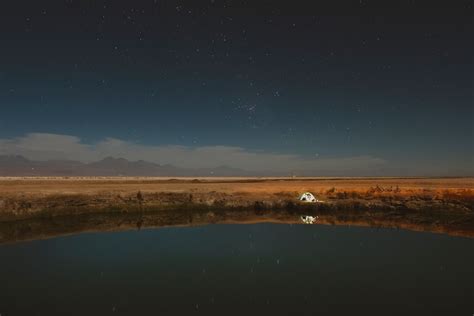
1;224;473;315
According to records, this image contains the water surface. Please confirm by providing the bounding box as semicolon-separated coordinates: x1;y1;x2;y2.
1;224;473;315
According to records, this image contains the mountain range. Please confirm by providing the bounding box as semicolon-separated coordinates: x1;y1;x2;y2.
0;155;253;177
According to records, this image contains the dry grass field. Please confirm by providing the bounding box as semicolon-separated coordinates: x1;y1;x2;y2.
0;176;472;195
0;177;473;242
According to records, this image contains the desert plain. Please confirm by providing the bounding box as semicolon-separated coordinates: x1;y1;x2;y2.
0;177;473;243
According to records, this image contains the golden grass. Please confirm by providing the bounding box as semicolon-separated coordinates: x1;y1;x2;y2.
0;177;472;240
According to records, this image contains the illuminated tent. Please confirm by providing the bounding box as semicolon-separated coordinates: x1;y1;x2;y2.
299;192;317;202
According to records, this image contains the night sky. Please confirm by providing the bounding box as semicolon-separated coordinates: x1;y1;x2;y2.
0;1;472;175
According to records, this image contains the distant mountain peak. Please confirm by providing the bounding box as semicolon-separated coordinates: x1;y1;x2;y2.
0;154;30;162
99;156;129;163
0;156;251;177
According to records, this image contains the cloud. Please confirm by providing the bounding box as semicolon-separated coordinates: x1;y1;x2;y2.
0;133;386;174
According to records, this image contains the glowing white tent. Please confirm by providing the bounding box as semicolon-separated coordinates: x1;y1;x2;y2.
299;192;317;202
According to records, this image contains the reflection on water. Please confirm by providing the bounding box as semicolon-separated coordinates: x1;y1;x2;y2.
1;207;473;245
1;223;473;315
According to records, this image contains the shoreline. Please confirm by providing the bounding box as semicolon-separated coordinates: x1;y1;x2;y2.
1;208;473;245
0;177;472;241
